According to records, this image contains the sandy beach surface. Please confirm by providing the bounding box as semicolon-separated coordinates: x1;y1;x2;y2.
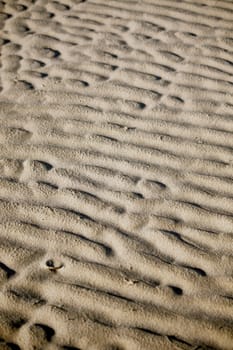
1;0;233;349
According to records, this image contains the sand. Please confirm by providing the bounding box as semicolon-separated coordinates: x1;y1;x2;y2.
0;0;233;349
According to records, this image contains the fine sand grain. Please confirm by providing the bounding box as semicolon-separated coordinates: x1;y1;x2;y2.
1;0;233;349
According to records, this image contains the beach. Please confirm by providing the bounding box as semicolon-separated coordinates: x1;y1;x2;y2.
1;0;233;349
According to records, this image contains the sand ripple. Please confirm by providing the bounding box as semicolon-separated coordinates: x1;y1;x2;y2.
0;0;233;349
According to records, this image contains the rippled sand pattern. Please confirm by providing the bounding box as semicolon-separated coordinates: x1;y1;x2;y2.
1;0;233;349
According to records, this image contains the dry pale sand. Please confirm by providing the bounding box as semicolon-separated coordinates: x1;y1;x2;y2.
1;0;233;349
